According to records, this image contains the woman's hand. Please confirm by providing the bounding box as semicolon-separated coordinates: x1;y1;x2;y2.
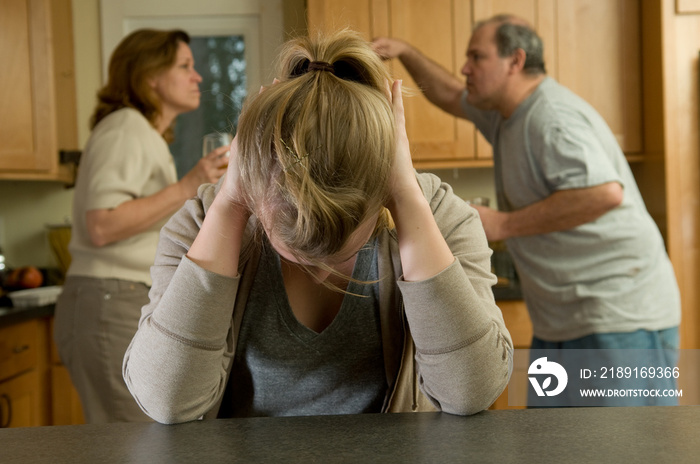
179;146;228;197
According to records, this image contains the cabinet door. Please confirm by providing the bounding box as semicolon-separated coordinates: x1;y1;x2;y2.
471;0;641;156
0;0;76;181
555;0;641;153
0;0;54;171
51;365;85;425
389;0;478;167
0;369;49;427
308;0;482;169
472;0;556;160
48;317;85;425
307;0;389;40
0;320;40;383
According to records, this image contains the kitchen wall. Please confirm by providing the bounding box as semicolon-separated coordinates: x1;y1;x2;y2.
0;0;495;270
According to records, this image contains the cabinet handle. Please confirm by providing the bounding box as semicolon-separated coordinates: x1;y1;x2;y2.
12;344;30;354
0;394;11;428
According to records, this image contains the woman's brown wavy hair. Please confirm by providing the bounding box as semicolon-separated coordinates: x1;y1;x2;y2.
90;29;190;141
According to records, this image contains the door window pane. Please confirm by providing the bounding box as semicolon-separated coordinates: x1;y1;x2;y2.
170;35;247;178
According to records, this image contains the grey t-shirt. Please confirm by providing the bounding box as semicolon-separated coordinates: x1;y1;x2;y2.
462;77;680;341
220;238;386;417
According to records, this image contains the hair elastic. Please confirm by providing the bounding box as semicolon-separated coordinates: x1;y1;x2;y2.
307;61;335;73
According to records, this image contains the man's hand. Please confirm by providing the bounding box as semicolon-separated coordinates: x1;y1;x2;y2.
471;183;624;242
372;37;410;60
471;205;509;242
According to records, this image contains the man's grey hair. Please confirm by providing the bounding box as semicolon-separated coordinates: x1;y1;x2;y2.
475;15;546;75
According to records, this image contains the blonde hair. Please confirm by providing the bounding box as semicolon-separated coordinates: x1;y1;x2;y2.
237;29;395;265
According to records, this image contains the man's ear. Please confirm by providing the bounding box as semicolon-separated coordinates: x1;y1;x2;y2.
509;48;527;74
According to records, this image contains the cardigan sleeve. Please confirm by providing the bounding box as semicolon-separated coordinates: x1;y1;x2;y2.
123;183;241;424
398;173;513;415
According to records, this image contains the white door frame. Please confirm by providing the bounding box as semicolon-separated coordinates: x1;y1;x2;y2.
99;0;284;93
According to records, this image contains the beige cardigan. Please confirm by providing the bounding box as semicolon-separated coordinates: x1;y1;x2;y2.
123;172;513;424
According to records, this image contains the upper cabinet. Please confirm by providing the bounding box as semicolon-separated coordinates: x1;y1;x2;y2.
307;0;642;169
0;0;78;182
548;0;642;154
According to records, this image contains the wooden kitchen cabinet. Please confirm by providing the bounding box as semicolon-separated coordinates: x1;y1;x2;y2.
307;0;643;168
309;0;482;169
0;316;83;427
0;369;47;427
48;317;84;425
0;319;50;427
0;0;78;183
50;364;84;425
489;300;531;410
549;0;642;153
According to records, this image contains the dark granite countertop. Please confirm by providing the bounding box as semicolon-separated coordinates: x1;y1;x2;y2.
492;283;522;301
0;303;55;327
1;406;698;463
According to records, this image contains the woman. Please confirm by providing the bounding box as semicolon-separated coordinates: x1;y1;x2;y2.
54;29;227;423
123;30;513;424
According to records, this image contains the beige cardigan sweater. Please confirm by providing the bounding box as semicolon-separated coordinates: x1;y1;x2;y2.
123;172;513;424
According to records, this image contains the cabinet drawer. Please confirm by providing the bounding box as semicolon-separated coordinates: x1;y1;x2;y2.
0;320;40;382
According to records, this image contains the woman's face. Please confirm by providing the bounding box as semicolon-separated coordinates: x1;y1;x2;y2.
150;41;202;118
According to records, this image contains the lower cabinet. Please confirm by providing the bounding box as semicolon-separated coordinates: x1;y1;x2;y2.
490;300;532;410
0;368;48;427
0;316;83;428
48;317;85;425
0;304;531;421
50;364;85;425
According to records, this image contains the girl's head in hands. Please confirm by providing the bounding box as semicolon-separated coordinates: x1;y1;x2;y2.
236;30;395;270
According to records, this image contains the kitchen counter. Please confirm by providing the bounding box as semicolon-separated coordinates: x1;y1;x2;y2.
1;406;698;463
492;283;522;300
0;303;54;328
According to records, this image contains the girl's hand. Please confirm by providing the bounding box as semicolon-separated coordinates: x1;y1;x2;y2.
384;79;454;282
217;134;245;206
387;79;421;207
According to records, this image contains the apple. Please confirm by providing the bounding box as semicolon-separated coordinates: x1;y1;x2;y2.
6;266;44;289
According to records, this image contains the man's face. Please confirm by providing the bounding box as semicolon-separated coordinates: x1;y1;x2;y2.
460;22;511;111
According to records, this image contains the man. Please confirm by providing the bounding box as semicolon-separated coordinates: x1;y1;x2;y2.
374;15;680;405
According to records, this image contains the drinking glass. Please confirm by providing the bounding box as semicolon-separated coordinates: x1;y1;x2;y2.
466;196;490;207
202;132;232;158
